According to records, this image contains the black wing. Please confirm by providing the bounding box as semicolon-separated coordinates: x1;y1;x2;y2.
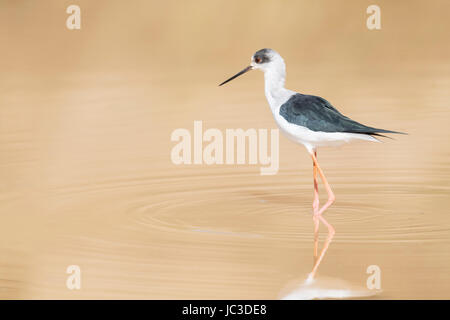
279;94;403;135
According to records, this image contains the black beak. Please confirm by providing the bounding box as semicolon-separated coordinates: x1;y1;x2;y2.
219;66;253;86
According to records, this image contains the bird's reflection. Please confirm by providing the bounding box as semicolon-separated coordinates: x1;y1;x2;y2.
279;213;381;300
310;214;335;282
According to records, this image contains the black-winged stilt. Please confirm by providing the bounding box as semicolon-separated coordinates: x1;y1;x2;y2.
219;48;404;281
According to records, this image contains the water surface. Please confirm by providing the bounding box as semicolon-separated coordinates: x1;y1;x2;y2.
1;0;449;299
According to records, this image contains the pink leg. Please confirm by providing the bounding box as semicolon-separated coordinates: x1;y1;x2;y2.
312;151;320;262
309;151;336;280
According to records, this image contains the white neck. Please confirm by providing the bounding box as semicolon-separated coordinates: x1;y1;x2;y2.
263;63;293;113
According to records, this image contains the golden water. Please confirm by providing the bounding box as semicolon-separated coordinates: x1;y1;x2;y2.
0;0;449;299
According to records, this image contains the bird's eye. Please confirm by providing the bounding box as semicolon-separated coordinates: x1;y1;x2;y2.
255;57;262;64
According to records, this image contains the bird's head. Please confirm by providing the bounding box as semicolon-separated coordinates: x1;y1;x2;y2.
251;48;283;71
219;48;285;86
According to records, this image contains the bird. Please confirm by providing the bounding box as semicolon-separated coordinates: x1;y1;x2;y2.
219;48;404;281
